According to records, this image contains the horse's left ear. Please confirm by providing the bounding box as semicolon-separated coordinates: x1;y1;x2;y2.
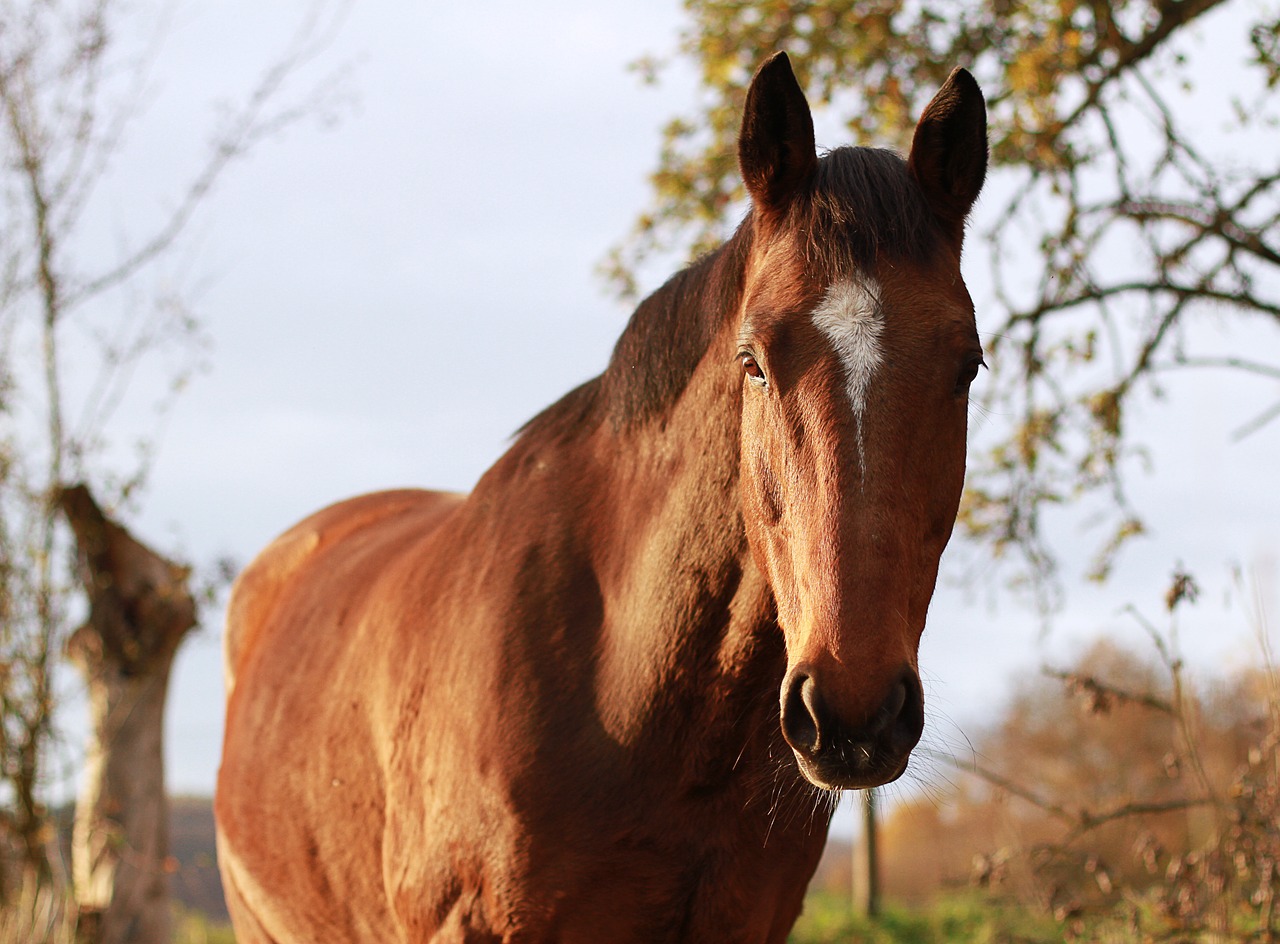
739;52;818;217
908;68;988;242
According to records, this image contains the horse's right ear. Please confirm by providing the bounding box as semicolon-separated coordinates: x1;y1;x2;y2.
738;52;817;216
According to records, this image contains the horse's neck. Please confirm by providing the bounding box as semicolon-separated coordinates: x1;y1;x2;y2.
585;280;790;791
476;225;795;792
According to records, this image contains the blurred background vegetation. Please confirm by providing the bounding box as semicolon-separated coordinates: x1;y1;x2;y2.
799;575;1280;942
610;0;1280;600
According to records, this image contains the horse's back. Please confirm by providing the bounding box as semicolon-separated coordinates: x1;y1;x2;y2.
222;489;460;694
216;488;464;944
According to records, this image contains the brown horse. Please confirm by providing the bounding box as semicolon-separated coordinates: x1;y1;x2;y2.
216;53;987;943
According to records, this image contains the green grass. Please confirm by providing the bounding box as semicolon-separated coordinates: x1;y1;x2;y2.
176;891;1063;944
0;888;1066;944
172;892;1060;944
173;906;237;944
789;890;1062;944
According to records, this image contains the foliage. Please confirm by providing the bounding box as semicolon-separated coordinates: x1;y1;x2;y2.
880;569;1280;940
0;0;347;911
612;0;1280;594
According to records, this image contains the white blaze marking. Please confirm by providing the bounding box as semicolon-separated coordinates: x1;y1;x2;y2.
811;278;885;477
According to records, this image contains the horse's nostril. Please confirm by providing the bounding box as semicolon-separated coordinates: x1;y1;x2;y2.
868;680;907;737
884;671;924;755
781;665;925;784
780;668;821;755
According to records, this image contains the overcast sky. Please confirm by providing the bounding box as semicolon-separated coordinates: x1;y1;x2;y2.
45;0;1279;818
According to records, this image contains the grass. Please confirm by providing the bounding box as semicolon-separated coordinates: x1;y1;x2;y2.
789;890;1062;944
142;894;1068;944
0;886;1105;943
173;906;238;944
164;890;1065;944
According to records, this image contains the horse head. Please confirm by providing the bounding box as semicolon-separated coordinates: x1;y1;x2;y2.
734;54;987;790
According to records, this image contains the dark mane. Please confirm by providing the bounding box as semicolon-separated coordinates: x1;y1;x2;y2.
517;228;752;441
518;146;944;441
599;229;753;430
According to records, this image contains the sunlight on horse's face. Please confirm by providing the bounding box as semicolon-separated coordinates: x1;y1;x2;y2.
736;239;982;791
732;52;986;793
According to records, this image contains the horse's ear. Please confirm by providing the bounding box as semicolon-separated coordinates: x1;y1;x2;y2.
907;68;988;242
738;52;817;216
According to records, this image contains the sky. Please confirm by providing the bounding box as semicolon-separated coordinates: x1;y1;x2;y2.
41;0;1280;824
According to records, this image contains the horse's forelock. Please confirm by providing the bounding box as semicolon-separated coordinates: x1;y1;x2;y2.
789;147;947;281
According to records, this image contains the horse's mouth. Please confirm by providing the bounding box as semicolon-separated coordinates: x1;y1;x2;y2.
791;746;912;792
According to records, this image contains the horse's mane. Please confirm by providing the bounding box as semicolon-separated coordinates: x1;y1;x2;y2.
516;146;945;443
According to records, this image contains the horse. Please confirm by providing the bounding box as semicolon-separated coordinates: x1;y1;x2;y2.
215;52;987;943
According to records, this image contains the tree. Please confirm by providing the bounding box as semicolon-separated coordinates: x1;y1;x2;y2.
60;484;196;944
0;0;347;923
609;0;1280;593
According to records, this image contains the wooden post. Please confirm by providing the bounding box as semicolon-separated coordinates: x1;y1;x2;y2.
59;485;197;944
852;787;880;918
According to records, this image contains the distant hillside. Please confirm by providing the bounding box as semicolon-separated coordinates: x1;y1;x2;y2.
53;796;227;921
168;796;228;921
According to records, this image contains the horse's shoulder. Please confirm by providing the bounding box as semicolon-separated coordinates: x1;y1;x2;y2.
223;489;463;692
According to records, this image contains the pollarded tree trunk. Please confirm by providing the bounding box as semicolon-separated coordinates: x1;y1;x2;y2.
59;484;197;944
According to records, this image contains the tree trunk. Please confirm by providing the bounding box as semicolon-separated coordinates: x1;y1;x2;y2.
59;485;197;944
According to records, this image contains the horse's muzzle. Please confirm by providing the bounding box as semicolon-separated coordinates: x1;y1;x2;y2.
779;664;924;790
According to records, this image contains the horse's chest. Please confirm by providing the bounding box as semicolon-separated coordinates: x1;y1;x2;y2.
389;781;826;943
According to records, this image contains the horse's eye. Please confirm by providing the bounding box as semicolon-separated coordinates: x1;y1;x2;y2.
740;353;767;386
955;354;985;395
